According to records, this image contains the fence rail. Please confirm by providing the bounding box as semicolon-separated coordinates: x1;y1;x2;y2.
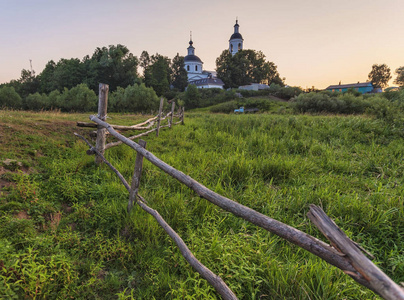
75;83;404;300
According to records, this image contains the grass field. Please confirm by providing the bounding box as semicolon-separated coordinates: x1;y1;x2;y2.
0;109;403;299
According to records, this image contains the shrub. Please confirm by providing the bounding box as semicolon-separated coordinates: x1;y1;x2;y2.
291;92;370;114
0;86;22;109
23;93;48;111
184;84;200;109
276;86;303;100
110;83;160;113
209;100;238;113
55;84;97;112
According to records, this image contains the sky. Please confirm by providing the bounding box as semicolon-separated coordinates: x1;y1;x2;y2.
1;0;403;89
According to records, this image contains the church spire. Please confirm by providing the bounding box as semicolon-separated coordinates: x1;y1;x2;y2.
234;18;239;33
187;31;195;55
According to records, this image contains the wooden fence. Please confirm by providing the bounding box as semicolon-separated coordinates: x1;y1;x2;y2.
75;84;404;300
77;83;184;165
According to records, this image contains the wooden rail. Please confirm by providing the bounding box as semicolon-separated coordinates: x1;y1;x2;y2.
77;84;184;161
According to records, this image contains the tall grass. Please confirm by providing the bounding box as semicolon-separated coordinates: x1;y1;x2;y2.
1;111;403;299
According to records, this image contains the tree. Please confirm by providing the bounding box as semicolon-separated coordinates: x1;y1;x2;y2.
139;51;151;70
143;54;171;96
184;84;200;108
170;53;188;91
13;69;40;98
215;49;283;89
394;66;404;87
368;64;391;88
39;58;85;93
84;44;139;92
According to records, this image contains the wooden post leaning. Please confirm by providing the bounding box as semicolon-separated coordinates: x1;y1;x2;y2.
156;97;164;137
95;83;109;165
127;139;147;213
169;101;175;129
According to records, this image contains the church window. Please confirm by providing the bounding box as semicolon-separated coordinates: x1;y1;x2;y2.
187;65;190;71
231;44;233;52
238;43;241;50
195;65;198;71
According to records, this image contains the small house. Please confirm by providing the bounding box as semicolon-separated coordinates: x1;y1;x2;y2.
325;82;374;94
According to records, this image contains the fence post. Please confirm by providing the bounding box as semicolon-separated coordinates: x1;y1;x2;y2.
181;107;185;125
95;83;109;165
156;97;164;137
169;101;175;129
128;139;147;212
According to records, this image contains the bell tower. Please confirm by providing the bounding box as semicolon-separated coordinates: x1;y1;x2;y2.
229;18;244;56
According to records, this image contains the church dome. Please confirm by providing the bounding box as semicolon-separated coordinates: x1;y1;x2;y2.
230;32;243;40
184;54;203;63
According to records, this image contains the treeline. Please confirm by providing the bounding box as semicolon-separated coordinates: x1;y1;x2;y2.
0;83;160;113
0;45;189;112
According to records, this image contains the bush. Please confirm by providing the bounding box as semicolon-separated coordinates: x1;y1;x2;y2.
276;86;303;100
209;100;238;113
0;86;22;109
23;93;48;111
109;83;159;113
55;84;97;112
184;84;200;109
291;92;371;114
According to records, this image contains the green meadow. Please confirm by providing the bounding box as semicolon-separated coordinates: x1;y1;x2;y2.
0;109;403;299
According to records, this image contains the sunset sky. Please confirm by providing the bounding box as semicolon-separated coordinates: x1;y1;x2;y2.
1;0;403;89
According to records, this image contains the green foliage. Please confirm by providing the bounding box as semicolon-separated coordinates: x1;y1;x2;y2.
276;86;303;100
209;100;238;113
394;66;404;86
215;49;284;89
368;63;392;88
109;83;159;113
170;54;188;92
23;92;48;111
291;90;404;124
184;84;200;109
143;53;171;96
291;92;372;114
0;86;22;109
55;84;97;112
84;44;139;92
39;58;87;93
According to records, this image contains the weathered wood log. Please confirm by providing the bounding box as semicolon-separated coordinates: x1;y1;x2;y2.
104;123;172;150
78;120;156;131
128;140;147;213
104;128;156;150
136;194;237;300
88;115;378;294
170;101;175;129
307;205;404;300
156;97;164;137
95;83;109;165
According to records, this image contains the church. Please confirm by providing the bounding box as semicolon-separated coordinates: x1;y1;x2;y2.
184;19;244;89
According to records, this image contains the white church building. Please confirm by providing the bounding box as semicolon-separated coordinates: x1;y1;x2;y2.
184;19;244;89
